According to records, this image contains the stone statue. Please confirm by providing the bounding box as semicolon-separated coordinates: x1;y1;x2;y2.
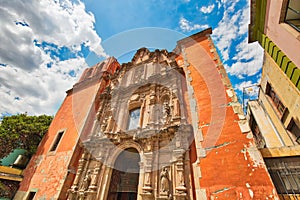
146;140;152;152
163;102;171;124
178;171;184;186
160;167;170;193
80;170;91;191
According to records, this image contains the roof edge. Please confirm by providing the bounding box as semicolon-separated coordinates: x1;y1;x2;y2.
177;28;212;46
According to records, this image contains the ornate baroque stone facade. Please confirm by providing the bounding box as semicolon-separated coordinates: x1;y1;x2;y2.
67;48;194;200
15;29;279;200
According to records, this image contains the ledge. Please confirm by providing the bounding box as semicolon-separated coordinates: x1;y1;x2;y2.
260;145;300;158
0;166;22;175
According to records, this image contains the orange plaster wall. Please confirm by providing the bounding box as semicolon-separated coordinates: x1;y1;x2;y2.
18;81;101;198
181;35;278;199
18;60;120;198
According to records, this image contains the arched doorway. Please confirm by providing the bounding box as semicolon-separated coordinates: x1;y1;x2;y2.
107;148;140;200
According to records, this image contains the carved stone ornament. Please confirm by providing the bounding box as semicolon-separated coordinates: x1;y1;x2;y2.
66;48;194;200
80;170;91;191
160;167;170;194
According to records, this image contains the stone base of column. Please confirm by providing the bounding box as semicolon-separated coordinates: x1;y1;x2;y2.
174;193;187;200
140;193;154;200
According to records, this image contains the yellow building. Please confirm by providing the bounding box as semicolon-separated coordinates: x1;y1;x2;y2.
248;0;300;199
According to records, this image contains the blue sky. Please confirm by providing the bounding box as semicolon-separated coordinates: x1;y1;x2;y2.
0;0;262;117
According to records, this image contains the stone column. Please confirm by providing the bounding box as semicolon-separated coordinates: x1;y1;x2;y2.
139;98;146;128
143;97;151;128
142;152;153;194
172;98;181;119
147;90;157;128
89;161;102;190
105;116;114;133
86;161;102;200
175;159;187;194
71;151;89;191
173;149;187;200
90;119;99;136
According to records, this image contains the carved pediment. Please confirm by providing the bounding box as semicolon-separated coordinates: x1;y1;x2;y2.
131;48;176;65
131;48;151;65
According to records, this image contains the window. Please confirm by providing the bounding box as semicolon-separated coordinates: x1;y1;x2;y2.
287;118;300;144
249;114;266;149
266;83;286;116
50;131;64;152
285;0;300;32
27;191;36;200
265;157;300;198
128;108;140;130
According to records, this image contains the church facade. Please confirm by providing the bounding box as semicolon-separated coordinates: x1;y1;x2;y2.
15;29;278;200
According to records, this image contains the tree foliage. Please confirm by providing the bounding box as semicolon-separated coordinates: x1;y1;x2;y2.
0;113;53;159
0;179;19;199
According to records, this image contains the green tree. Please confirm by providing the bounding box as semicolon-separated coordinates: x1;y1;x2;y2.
0;113;53;159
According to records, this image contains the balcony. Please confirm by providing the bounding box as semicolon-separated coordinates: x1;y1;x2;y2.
246;86;297;149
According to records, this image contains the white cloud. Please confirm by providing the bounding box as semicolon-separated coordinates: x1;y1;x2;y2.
200;4;215;14
216;1;222;9
235;80;260;93
238;4;250;35
212;8;241;61
0;58;87;116
233;38;263;62
235;81;255;92
234;80;260;102
211;0;264;79
0;0;106;71
179;17;209;32
0;0;104;116
225;42;263;78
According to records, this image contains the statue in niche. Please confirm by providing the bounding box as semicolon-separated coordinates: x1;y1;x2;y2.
178;171;184;186
100;117;108;133
145;140;152;152
163;102;171;124
80;170;91;191
160;167;170;193
145;172;151;185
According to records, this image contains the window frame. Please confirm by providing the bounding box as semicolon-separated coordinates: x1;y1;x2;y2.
49;129;65;153
287;118;300;144
26;191;36;200
265;157;300;197
283;0;300;32
266;82;286;117
248;111;266;149
127;108;141;130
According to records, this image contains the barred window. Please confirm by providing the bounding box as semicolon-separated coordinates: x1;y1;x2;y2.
265;157;300;198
